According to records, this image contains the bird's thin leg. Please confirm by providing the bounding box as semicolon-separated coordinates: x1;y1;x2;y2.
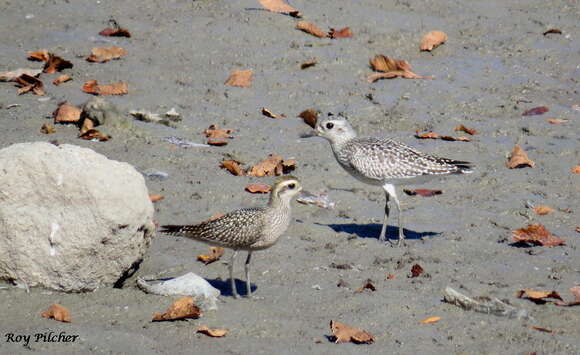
378;191;390;242
244;251;253;298
229;249;239;298
383;184;405;246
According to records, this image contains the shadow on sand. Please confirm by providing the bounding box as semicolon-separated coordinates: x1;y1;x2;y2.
320;223;441;241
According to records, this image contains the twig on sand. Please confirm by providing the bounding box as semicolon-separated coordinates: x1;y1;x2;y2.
443;286;531;320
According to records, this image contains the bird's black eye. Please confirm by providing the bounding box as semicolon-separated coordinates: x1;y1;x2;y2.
288;183;296;189
326;122;334;129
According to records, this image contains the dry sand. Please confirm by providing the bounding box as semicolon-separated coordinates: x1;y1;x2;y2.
1;0;579;354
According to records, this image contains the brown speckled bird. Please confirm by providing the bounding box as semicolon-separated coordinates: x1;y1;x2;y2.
160;176;302;298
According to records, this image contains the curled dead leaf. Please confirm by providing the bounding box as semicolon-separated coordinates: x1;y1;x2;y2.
534;205;554;215
15;74;45;96
258;0;301;17
370;55;405;72
41;304;71;323
522;106;549;116
368;70;431;82
86;46;128;63
571;165;580;174
248;154;296;177
512;224;565;247
298;109;319;128
152;297;201;321
40;123;56;134
0;68;42;82
543;29;562;36
454;124;477;135
53;74;72;85
261;108;285;119
328;27;353;39
300;60;317;69
53;102;81;124
546;118;567;124
204;124;233;139
44;54;73;74
419;316;441;324
415;131;439;139
79;118;94;136
149;194;164;202
516;289;563;304
197;247;225;265
410;264;424;278
330;320;374;344
404;189;443;197
197;326;228;337
354;279;376;293
554;286;580;307
99;27;131;37
506;144;535;168
531;326;558;334
28;49;50;62
82;80;128;96
225;69;253;87
420;30;448;51
296;21;327;38
220;160;246;176
79;129;110;142
207;139;228;146
245;183;272;194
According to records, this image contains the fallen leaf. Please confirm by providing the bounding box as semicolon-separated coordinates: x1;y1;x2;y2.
40;123;56;134
258;0;301;17
224;69;252;87
368;70;431;82
543;29;562;36
506;144;535;168
207;139;228;146
43;54;73;74
420;30;448;51
546;118;569;126
79;118;94;135
328;27;353;39
149;194;164;202
419;316;441;324
197;326;228;337
28;49;50;62
403;189;443;197
554;286;580;307
577;227;580;233
330;320;374;344
516;289;563;304
415;131;439;139
79;129;110;142
248;154;296;177
204;124;233;139
220;160;246;176
261;108;285;119
386;273;396;280
82;80;128;95
298;109;319;128
197;247;225;265
512;224;565;247
41;304;71;323
571;166;580;174
53;102;81;124
53;74;72;85
99;28;131;37
454;124;477;135
370;55;409;72
337;279;350;288
531;326;557;334
354;279;376;293
534;205;554;215
0;68;42;82
410;264;424;278
523;106;549;116
300;60;317;69
152;297;201;321
245;183;272;194
86;46;128;63
296;21;327;38
15;74;45;95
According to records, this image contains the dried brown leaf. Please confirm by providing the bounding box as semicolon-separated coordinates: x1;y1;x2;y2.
79;118;94;135
296;21;327;38
152;297;201;321
86;46;128;63
516;289;563;303
82;80;128;96
330;320;374;344
512;224;565;247
53;74;72;85
53;102;81;124
420;316;441;324
531;326;558;334
415;131;439;139
523;106;549;116
99;27;131;37
300;60;317;69
261;108;285;119
354;279;376;293
0;68;42;82
571;165;580;174
79;129;110;142
546;118;567;124
197;247;225;265
420;30;448;51
245;183;272;194
207;139;228;146
204;124;233;139
454;124;477;135
543;29;562;36
40;123;56;134
258;0;301;17
149;194;164;202
225;69;253;87
15;74;45;95
368;70;431;82
410;264;424;278
197;326;229;337
44;54;73;74
534;205;554;215
28;49;50;62
328;27;353;39
41;304;71;323
298;109;318;128
370;55;400;72
220;160;245;176
506;144;535;168
403;189;442;197
555;286;580;307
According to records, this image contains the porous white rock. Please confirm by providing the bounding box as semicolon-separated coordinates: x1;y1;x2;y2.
0;142;155;292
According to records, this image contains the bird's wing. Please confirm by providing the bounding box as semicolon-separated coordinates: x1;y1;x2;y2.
346;137;465;180
161;208;266;248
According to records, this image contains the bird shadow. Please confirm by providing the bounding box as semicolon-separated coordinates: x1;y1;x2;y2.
206;278;257;298
319;223;440;241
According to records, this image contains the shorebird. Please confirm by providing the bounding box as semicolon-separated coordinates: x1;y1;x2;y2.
160;176;302;298
313;115;472;245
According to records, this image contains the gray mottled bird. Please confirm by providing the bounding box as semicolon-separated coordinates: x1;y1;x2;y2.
160;176;302;298
313;115;472;245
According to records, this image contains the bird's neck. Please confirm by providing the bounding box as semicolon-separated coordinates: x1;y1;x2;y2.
268;194;292;211
330;131;357;152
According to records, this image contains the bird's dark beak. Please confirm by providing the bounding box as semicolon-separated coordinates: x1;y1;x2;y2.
300;130;318;138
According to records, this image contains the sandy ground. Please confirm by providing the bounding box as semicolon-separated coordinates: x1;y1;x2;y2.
1;0;579;354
